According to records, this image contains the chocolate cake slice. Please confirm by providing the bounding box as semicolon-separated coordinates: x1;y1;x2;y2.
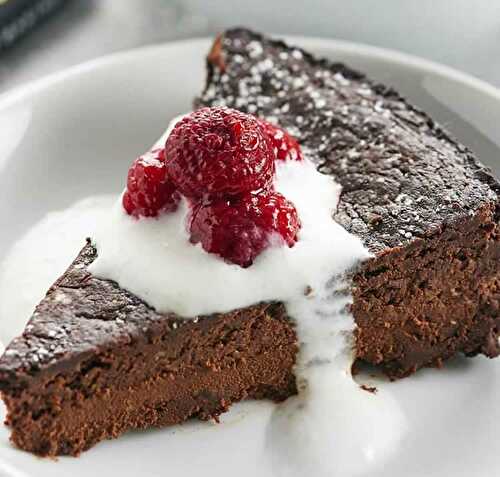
0;28;499;457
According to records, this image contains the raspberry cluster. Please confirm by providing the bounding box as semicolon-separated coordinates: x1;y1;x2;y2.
123;107;303;267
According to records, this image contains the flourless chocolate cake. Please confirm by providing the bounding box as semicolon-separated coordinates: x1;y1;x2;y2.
0;28;498;456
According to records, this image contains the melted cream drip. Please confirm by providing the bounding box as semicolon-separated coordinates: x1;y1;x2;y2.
0;118;407;474
89;119;407;474
267;279;406;476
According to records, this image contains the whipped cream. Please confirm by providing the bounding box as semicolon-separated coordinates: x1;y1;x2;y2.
89;158;365;317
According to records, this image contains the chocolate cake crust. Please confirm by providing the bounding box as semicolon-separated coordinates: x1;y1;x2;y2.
0;28;499;456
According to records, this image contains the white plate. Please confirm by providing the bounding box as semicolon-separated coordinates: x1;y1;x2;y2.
0;36;499;477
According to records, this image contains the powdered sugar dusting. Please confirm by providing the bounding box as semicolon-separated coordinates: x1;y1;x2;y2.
198;32;496;252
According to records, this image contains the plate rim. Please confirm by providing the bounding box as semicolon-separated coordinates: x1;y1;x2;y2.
0;34;499;111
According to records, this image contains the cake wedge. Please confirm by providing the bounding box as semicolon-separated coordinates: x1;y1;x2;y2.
0;28;498;458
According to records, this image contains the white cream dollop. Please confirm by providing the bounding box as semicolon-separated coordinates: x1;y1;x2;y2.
89;158;366;317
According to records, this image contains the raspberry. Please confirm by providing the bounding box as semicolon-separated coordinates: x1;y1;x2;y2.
259;119;303;161
189;192;300;267
165;107;275;199
123;148;180;218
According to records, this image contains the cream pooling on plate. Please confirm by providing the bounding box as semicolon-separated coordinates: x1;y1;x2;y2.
89;117;406;476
